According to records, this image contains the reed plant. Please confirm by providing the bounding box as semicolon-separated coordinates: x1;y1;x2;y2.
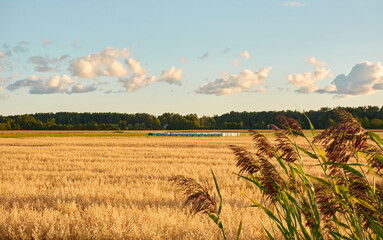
170;109;383;239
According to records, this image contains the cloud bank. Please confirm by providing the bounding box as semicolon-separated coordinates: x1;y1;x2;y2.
196;67;272;96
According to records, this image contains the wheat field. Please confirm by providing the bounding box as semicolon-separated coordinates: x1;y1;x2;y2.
0;132;342;239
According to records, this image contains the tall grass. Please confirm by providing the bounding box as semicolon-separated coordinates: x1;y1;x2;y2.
170;109;383;239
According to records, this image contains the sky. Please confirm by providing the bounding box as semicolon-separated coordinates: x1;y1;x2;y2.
1;0;383;116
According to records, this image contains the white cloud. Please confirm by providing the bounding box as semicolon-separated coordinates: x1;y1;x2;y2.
318;61;383;97
69;47;130;78
196;67;272;96
42;39;52;47
71;83;97;93
119;58;157;92
288;67;332;93
304;57;326;68
161;66;184;85
238;50;250;59
7;75;41;91
125;58;145;75
29;75;74;94
231;59;240;67
7;75;95;94
281;2;307;7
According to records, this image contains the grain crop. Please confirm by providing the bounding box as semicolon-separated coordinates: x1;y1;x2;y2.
0;132;380;239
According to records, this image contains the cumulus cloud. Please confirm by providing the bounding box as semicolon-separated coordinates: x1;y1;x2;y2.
71;83;97;93
197;52;209;59
119;58;157;92
318;61;383;97
7;75;41;91
69;47;130;78
7;75;95;94
125;58;145;75
29;75;74;94
288;67;332;93
42;39;52;47
305;57;326;68
281;2;307;7
161;66;184;85
196;67;272;96
239;50;250;59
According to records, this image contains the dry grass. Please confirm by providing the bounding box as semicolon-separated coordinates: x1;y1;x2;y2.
0;133;364;239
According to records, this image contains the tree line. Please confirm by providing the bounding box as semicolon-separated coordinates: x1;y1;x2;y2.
0;106;382;130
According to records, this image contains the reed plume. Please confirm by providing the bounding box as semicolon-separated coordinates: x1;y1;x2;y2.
230;145;260;175
315;109;367;166
250;130;277;159
275;115;303;137
169;175;217;214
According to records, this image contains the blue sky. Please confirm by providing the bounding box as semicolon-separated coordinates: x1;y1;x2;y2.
1;0;383;116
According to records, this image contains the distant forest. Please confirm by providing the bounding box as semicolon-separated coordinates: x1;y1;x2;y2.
1;106;383;130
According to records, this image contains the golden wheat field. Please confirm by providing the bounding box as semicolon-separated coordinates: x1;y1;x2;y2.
1;131;380;239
